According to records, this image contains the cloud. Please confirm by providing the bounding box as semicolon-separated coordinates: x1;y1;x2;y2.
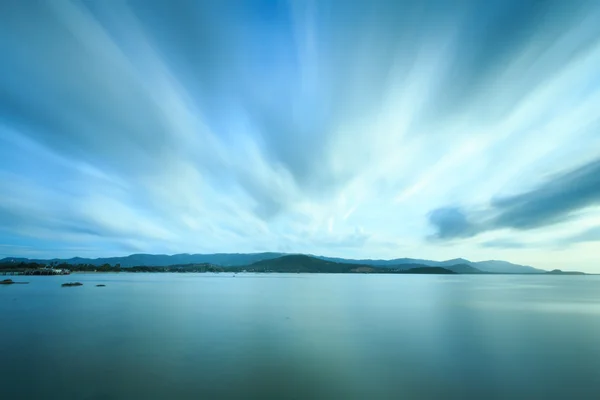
429;158;600;240
491;158;600;229
480;239;527;249
320;228;371;249
563;226;600;245
1;0;600;272
428;207;476;240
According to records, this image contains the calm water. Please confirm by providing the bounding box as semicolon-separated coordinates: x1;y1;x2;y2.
1;273;600;399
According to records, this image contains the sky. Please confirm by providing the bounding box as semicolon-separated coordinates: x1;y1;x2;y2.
1;0;600;272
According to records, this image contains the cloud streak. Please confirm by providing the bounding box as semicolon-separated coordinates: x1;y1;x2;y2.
429;157;600;240
1;0;600;270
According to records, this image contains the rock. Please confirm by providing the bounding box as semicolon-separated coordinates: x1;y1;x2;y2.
96;284;106;287
0;279;29;285
61;282;83;287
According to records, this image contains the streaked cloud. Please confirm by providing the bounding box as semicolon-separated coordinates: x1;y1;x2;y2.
1;0;600;271
429;158;600;238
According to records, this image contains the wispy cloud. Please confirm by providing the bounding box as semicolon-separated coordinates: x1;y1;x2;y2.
429;157;600;239
1;0;600;270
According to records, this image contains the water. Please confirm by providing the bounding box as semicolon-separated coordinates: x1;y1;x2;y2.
1;273;600;399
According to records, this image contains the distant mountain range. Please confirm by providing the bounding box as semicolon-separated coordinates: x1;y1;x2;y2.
0;252;546;274
245;255;458;274
315;256;544;274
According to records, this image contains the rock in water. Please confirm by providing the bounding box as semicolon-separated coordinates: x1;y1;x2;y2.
1;279;29;285
62;282;83;287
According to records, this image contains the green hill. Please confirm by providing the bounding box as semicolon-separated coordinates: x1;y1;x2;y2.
244;255;456;274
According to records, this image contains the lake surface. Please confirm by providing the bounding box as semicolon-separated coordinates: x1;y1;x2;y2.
1;273;600;399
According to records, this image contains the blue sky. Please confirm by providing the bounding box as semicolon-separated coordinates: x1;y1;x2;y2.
1;0;600;271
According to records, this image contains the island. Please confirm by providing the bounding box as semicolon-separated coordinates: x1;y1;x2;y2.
546;269;586;275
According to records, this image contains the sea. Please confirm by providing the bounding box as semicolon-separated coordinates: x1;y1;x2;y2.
1;273;600;399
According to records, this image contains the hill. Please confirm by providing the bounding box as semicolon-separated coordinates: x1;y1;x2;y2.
442;264;485;274
0;253;542;273
471;260;544;274
545;269;586;275
243;255;456;274
317;256;541;274
0;253;284;267
246;255;360;273
402;267;455;274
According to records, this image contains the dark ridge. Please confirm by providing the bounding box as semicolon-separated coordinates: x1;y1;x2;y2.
546;269;585;275
0;253;547;273
244;255;456;274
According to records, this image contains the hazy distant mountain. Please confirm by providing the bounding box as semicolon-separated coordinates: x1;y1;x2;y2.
0;253;284;267
317;256;542;273
0;252;543;273
471;260;544;274
436;258;472;267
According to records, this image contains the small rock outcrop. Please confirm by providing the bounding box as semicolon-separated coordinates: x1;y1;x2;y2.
1;279;29;285
61;282;83;287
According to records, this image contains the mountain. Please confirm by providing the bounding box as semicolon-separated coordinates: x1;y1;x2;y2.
1;255;463;274
317;256;541;273
371;262;482;274
0;253;284;267
437;258;472;267
471;260;544;274
244;255;456;274
316;256;439;267
401;267;455;274
247;255;362;273
442;264;485;274
0;253;542;273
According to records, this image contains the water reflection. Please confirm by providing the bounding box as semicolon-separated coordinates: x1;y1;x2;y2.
1;274;599;399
